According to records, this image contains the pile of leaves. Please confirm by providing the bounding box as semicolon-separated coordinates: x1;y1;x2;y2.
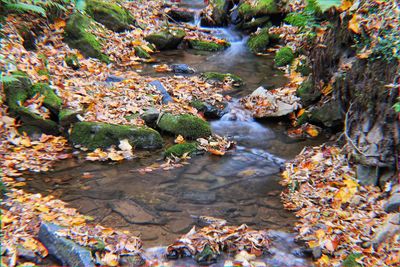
166;222;271;261
280;145;399;266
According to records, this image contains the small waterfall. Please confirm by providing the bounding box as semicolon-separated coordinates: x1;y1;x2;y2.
212;100;275;147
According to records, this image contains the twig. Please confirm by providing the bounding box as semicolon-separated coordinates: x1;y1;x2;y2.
344;102;366;156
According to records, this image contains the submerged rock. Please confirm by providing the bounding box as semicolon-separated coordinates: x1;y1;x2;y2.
109;199;163;225
38;223;95;267
157;113;212;139
165;143;198;158
188;39;230;52
145;29;186;50
247;27;270;53
70;121;163;150
85;0;135;32
64;13;110;62
201;72;243;86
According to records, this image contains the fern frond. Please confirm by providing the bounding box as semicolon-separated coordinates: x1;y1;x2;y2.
5;3;46;16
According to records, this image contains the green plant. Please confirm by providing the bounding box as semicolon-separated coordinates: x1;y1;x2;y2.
275;47;295;67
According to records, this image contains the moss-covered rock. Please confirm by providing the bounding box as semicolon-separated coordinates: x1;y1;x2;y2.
85;0;134;32
240;16;271;32
157;113;211;139
65;54;81;70
18;124;43;137
296;59;312;76
310;99;343;128
165;143;197;158
188;39;230;52
238;0;278;20
145;29;186;50
296;79;321;106
134;46;151;59
59;109;81;127
274;46;295;67
202;72;243;86
70;122;163;150
14;106;59;135
64;13;110;62
3;71;32;111
247;28;270;53
200;0;228;27
31;83;62;114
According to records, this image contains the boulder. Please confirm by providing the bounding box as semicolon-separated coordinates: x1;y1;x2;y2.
167;8;195;23
70;122;163;150
14;107;59;135
239;16;271;32
38;223;95;267
145;29;186;50
157;113;211;139
247;27;270;53
296;79;321;106
200;0;229;27
3;71;32;111
171;64;195;74
64;13;110;62
190;100;227;119
30;83;62;114
105;75;125;83
59;109;81;127
165;143;198;158
309;99;343;128
85;0;135;32
238;0;278;20
384;192;400;213
149;80;173;104
140;107;160;126
188;39;230;52
274;46;295;67
201;72;242;86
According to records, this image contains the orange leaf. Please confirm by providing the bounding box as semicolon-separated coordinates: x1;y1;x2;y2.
208;148;225;156
348;14;361;34
54;18;66;30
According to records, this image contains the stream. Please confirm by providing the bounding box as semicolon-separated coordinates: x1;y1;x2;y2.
23;1;328;266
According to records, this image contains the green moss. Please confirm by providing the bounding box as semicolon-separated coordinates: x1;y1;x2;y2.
296;60;312;76
65;54;81;70
202;72;243;86
157;113;211;139
64;13;110;63
238;0;278;19
59;109;80;127
247;28;270;53
165;143;197;158
188;40;229;52
195;245;218;265
70;121;163;150
37;69;50;78
3;73;32;111
274;46;294;67
14;106;59;135
190;100;207;111
31;83;62;114
85;0;134;32
18;124;43;136
145;29;186;50
342;253;362;267
0;180;6;199
296;79;320;106
134;46;151;59
240;16;270;31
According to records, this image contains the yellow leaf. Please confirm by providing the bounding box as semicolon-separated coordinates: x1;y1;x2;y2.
141;45;153;53
339;0;353;11
348;14;361;34
21;137;32;147
308;240;319;248
174;135;185;144
343;178;358;188
304;125;319;137
101;253;119;267
321;84;333;95
315;229;326;240
54;18;66;30
108;152;124;161
35;205;50;213
13;182;26;187
319;254;330;264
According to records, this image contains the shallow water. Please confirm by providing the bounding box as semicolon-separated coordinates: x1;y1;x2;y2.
23;1;327;266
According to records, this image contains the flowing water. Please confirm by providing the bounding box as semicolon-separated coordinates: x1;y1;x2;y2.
22;1;328;266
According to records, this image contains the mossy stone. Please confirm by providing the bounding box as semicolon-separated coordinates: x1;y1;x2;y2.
240;16;271;32
296;79;321;106
202;72;243;86
65;54;81;70
64;13;110;63
274;46;294;67
145;29;186;50
157;113;211;139
238;0;278;20
85;0;134;32
247;28;270;53
309;99;343;128
188;40;229;52
296;60;312;76
165;143;197;158
31;83;62;114
14;106;59;135
134;46;151;59
70;122;163;150
59;109;81;127
18;124;43;137
3;72;32;111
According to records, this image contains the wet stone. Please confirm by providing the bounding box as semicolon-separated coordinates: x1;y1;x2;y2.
68;189;125;200
171;64;195;74
167;217;194;234
181;190;216;204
